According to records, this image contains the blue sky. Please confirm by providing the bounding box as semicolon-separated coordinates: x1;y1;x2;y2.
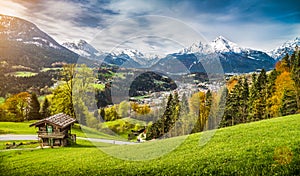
1;0;300;55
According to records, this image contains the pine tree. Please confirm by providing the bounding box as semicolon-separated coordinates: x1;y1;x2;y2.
280;89;298;116
266;69;279;118
28;93;41;120
240;77;249;123
248;73;258;121
250;69;267;121
291;49;300;110
40;97;50;118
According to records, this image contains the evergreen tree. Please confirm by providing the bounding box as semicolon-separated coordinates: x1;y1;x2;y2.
28;93;41;120
248;73;258;120
266;69;279;118
223;79;242;126
291;50;300;110
146;92;181;139
240;77;249;123
280;89;298;116
40;97;50;118
250;69;267;121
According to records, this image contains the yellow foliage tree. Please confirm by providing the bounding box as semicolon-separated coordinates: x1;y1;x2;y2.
268;71;296;117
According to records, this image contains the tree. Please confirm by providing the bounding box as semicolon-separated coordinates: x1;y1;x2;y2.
146;92;181;139
269;71;296;117
50;64;96;126
118;101;130;118
249;69;267;121
280;89;298;116
40;97;51;118
222;82;241;127
189;91;210;132
28;93;41;120
291;49;300;110
3;92;30;122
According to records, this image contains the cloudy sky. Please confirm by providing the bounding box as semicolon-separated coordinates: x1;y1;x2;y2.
1;0;300;55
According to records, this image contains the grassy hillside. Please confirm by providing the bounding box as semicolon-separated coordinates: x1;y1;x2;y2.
0;114;300;175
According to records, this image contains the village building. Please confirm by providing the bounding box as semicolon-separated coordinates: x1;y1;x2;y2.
29;113;77;147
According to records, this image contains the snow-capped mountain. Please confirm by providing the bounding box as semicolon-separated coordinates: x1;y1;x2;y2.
180;36;247;54
0;14;79;69
268;37;300;60
0;14;63;49
62;40;102;58
154;36;275;73
109;48;160;66
62;39;160;67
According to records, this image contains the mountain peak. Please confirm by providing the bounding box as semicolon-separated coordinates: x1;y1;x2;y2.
210;36;242;53
213;35;229;43
268;36;300;60
62;40;101;58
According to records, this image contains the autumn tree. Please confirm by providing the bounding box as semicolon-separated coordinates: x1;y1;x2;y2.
4;92;30;122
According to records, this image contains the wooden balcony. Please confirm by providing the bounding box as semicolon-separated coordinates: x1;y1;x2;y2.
37;131;67;139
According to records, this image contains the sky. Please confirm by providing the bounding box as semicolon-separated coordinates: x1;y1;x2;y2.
1;0;300;55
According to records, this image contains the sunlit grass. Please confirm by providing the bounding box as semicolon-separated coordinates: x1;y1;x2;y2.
0;114;299;175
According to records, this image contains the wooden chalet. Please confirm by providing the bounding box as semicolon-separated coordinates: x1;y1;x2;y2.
30;113;77;147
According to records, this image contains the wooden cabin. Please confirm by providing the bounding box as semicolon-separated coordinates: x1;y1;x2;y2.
30;113;77;147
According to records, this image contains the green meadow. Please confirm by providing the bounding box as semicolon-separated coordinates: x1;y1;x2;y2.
0;114;299;175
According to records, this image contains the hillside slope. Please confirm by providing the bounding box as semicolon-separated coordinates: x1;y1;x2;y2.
0;14;79;70
0;114;299;175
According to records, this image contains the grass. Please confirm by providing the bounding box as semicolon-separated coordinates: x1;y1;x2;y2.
0;121;36;134
131;95;151;100
100;117;147;139
1;114;299;175
8;71;38;77
40;67;63;72
0;97;5;104
0;140;39;150
0;121;120;140
92;83;105;91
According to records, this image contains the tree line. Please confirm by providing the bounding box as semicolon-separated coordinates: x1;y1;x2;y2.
221;48;300;127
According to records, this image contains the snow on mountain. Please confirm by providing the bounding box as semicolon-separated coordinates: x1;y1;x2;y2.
0;14;63;50
210;36;243;53
155;36;275;73
109;48;159;66
268;37;300;60
180;36;248;54
62;40;102;58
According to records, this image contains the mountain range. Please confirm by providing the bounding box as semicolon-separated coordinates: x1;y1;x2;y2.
0;14;299;73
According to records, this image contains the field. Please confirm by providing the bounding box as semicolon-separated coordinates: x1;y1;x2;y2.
40;67;63;72
6;71;38;77
0;114;299;175
100;117;147;139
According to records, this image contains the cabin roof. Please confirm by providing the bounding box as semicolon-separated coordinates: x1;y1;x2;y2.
29;113;77;128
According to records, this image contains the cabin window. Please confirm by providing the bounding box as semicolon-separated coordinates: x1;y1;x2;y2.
47;125;53;133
